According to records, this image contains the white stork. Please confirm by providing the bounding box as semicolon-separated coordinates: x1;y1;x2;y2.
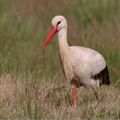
43;15;110;111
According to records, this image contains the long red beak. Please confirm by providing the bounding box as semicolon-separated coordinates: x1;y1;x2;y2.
43;26;58;49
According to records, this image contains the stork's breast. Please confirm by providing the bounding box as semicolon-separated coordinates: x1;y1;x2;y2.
59;55;74;81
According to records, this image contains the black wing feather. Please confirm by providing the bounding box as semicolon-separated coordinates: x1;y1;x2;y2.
93;65;110;86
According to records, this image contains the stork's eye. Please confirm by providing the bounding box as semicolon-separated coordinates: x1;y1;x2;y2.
57;21;61;25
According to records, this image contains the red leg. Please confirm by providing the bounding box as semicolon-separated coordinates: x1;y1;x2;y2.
72;85;76;111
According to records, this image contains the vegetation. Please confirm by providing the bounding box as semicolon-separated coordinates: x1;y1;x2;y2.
0;0;120;119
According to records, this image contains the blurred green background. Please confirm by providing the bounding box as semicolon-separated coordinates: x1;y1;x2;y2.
0;0;120;85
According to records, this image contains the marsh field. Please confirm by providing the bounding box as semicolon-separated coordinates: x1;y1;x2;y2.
0;0;120;119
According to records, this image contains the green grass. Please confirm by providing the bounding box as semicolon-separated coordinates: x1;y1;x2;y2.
0;0;120;119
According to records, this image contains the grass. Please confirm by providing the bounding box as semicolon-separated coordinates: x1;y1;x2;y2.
0;74;120;119
0;0;120;119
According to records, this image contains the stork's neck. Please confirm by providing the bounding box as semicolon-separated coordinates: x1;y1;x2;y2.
58;28;69;54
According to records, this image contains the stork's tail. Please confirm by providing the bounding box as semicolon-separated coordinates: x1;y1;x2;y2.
101;65;110;85
94;65;110;86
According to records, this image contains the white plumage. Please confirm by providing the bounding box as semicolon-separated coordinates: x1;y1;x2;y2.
66;46;106;86
43;15;110;111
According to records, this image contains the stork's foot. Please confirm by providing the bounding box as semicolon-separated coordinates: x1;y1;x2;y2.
95;92;99;101
92;87;100;101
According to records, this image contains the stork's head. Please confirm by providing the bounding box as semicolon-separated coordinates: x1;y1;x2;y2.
43;15;67;48
52;15;67;31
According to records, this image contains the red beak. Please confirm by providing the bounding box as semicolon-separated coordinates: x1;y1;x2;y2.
43;26;58;49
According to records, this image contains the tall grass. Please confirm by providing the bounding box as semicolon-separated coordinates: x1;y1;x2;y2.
0;75;120;119
0;0;120;119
